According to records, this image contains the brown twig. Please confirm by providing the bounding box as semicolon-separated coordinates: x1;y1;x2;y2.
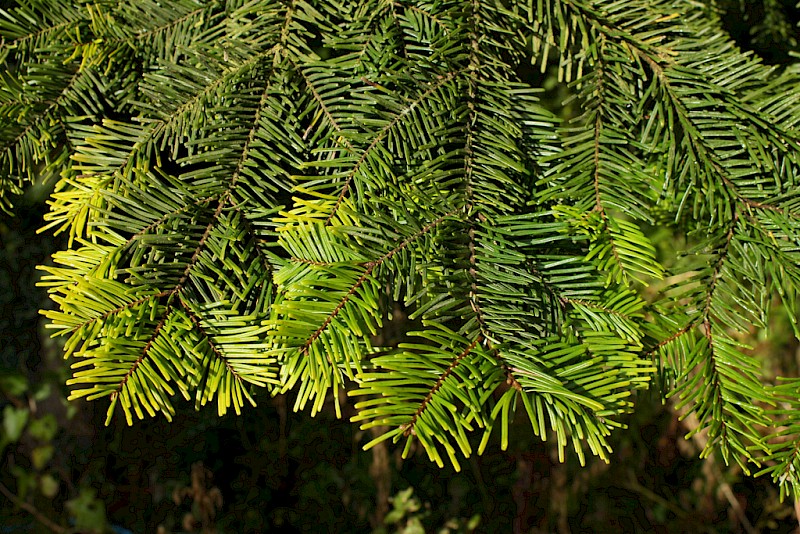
0;481;67;533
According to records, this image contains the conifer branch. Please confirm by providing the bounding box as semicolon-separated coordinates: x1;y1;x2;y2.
113;303;173;398
487;342;523;391
592;113;604;212
295;64;354;148
8;0;799;487
178;298;248;390
723;176;800;221
172;38;287;293
122;194;221;250
645;324;693;356
1;19;74;50
0;67;82;155
325;70;460;224
67;290;174;335
392;2;448;31
135;5;211;41
587;46;629;278
300;207;460;356
464;0;482;329
703;213;739;323
401;335;483;437
156;44;279;127
563;297;628;318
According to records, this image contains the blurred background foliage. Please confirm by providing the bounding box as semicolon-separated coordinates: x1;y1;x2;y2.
2;0;800;532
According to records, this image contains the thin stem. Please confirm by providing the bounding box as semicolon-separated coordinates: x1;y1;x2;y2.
0;482;68;533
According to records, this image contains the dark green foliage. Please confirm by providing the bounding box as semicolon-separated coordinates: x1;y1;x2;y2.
1;0;800;500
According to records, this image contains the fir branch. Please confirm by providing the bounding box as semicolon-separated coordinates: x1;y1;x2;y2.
1;19;74;51
289;256;369;267
401;334;483;437
741;197;799;219
67;290;174;335
724;176;800;221
393;2;448;31
592;113;604;213
635;46;796;216
171;37;289;292
178;298;248;389
295;62;354;147
135;5;211;41
152;44;279;125
300;207;460;356
176;211;220;290
457;0;523;394
112;302;173;399
11;0;800;490
524;260;571;313
227;69;282;192
563;297;626;318
464;0;482;328
588;45;628;277
122;194;221;250
361;3;399;65
487;342;523;391
0;67;82;155
645;323;693;356
702;214;739;324
228;203;277;278
325;69;460;224
278;0;296;46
